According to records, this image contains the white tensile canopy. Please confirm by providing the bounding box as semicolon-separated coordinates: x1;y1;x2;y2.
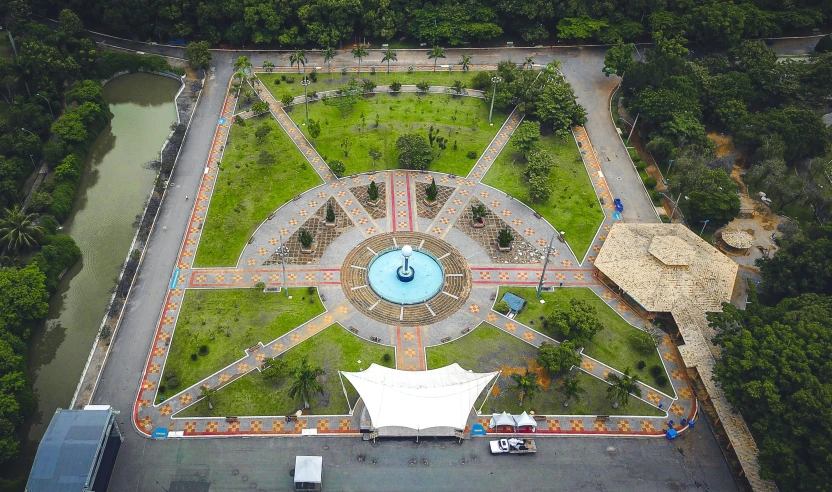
514;411;537;429
341;363;498;431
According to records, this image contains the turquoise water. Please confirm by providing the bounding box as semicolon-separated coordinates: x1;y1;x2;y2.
368;249;444;304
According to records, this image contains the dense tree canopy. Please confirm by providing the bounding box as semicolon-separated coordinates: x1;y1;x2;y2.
712;291;832;490
23;0;827;48
757;224;832;303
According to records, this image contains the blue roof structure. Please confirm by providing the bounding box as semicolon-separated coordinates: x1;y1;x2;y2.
501;292;526;313
27;407;121;492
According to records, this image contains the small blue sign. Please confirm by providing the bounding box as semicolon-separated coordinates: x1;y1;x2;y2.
471;424;487;436
152;427;169;439
219;117;227;125
612;212;622;220
170;268;180;290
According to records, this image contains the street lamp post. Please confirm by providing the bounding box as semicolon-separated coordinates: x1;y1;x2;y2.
536;233;558;298
20;129;39;167
488;76;502;126
35;93;54;120
300;77;311;127
699;219;709;237
276;235;290;297
667;159;676;175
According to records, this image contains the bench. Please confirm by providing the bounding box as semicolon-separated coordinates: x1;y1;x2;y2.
225;416;239;422
292;194;302;201
441;336;452;343
349;327;359;334
533;212;542;219
460;328;470;335
596;415;610;422
533;415;547;422
370;336;381;342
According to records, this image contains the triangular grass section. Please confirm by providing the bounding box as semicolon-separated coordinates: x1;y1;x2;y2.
194;114;323;267
176;323;394;417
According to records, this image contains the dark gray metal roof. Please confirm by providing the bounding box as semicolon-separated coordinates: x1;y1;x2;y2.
26;409;113;492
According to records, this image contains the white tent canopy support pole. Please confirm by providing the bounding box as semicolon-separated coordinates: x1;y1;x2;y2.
477;371;501;415
338;371;353;414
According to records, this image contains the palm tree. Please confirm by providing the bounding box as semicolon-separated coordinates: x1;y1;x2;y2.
290;49;307;74
234;56;252;74
428;46;445;72
381;48;397;74
460;54;472;72
524;56;534;70
510;369;538;405
605;367;641;409
288;357;325;409
199;385;217;411
262;60;275;72
322;47;336;79
0;205;44;253
351;45;368;73
230;73;244;97
561;377;585;407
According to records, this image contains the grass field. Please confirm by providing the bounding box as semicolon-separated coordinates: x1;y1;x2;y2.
286;93;506;176
482;131;603;259
158;288;324;401
259;70;488;98
426;323;662;416
177;324;395;417
194;114;322;267
496;287;670;391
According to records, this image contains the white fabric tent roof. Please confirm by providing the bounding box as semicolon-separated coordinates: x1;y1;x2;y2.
341;363;498;431
514;411;537;428
491;411;516;428
294;456;322;484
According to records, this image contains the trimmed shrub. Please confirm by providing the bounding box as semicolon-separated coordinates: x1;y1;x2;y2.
636;360;646;370
649;365;663;378
643;176;658;188
466;150;477;159
494;300;510;314
198;345;209;356
190;353;198;361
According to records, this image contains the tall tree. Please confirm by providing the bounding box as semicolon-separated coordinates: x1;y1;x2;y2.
351;45;368;73
510;368;538;404
184;41;211;71
288;357;325;409
428;46;445;72
381;48;397;74
603;41;635;77
460;54;472;72
290;49;307;74
0;206;44;253
322;47;336;78
605;367;641;408
545;298;602;344
560;377;585;407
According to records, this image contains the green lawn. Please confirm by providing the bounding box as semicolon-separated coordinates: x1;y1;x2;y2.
482;131;603;259
158;288;325;400
194;114;323;267
259;70;488;98
426;323;662;416
286;93;507;176
177;323;395;417
497;287;670;392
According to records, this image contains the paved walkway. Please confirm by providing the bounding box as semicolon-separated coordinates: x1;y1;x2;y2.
130;67;698;445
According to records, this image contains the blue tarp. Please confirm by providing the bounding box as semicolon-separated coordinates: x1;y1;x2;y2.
502;293;526;313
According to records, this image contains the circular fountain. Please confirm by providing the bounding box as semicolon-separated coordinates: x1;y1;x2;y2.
368;245;443;304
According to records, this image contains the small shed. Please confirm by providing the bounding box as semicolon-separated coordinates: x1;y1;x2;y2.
294;456;323;491
501;293;526;313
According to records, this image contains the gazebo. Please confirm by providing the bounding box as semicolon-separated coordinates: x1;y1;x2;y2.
720;229;754;254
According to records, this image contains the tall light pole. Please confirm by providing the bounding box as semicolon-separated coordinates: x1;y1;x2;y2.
536;233;558;298
20;127;36;138
277;235;289;297
488;75;502;126
35;93;54;119
301;76;310;127
699;219;709;237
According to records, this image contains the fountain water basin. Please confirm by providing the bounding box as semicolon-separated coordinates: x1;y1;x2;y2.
367;247;444;304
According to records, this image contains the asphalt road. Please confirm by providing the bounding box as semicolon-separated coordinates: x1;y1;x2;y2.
115;416;736;492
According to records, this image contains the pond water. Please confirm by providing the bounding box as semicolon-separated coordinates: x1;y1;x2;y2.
20;73;180;464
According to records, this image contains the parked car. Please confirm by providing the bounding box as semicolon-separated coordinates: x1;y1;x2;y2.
613;198;624;212
489;438;537;454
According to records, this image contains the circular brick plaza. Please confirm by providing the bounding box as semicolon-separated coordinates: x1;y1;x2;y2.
340;232;472;326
